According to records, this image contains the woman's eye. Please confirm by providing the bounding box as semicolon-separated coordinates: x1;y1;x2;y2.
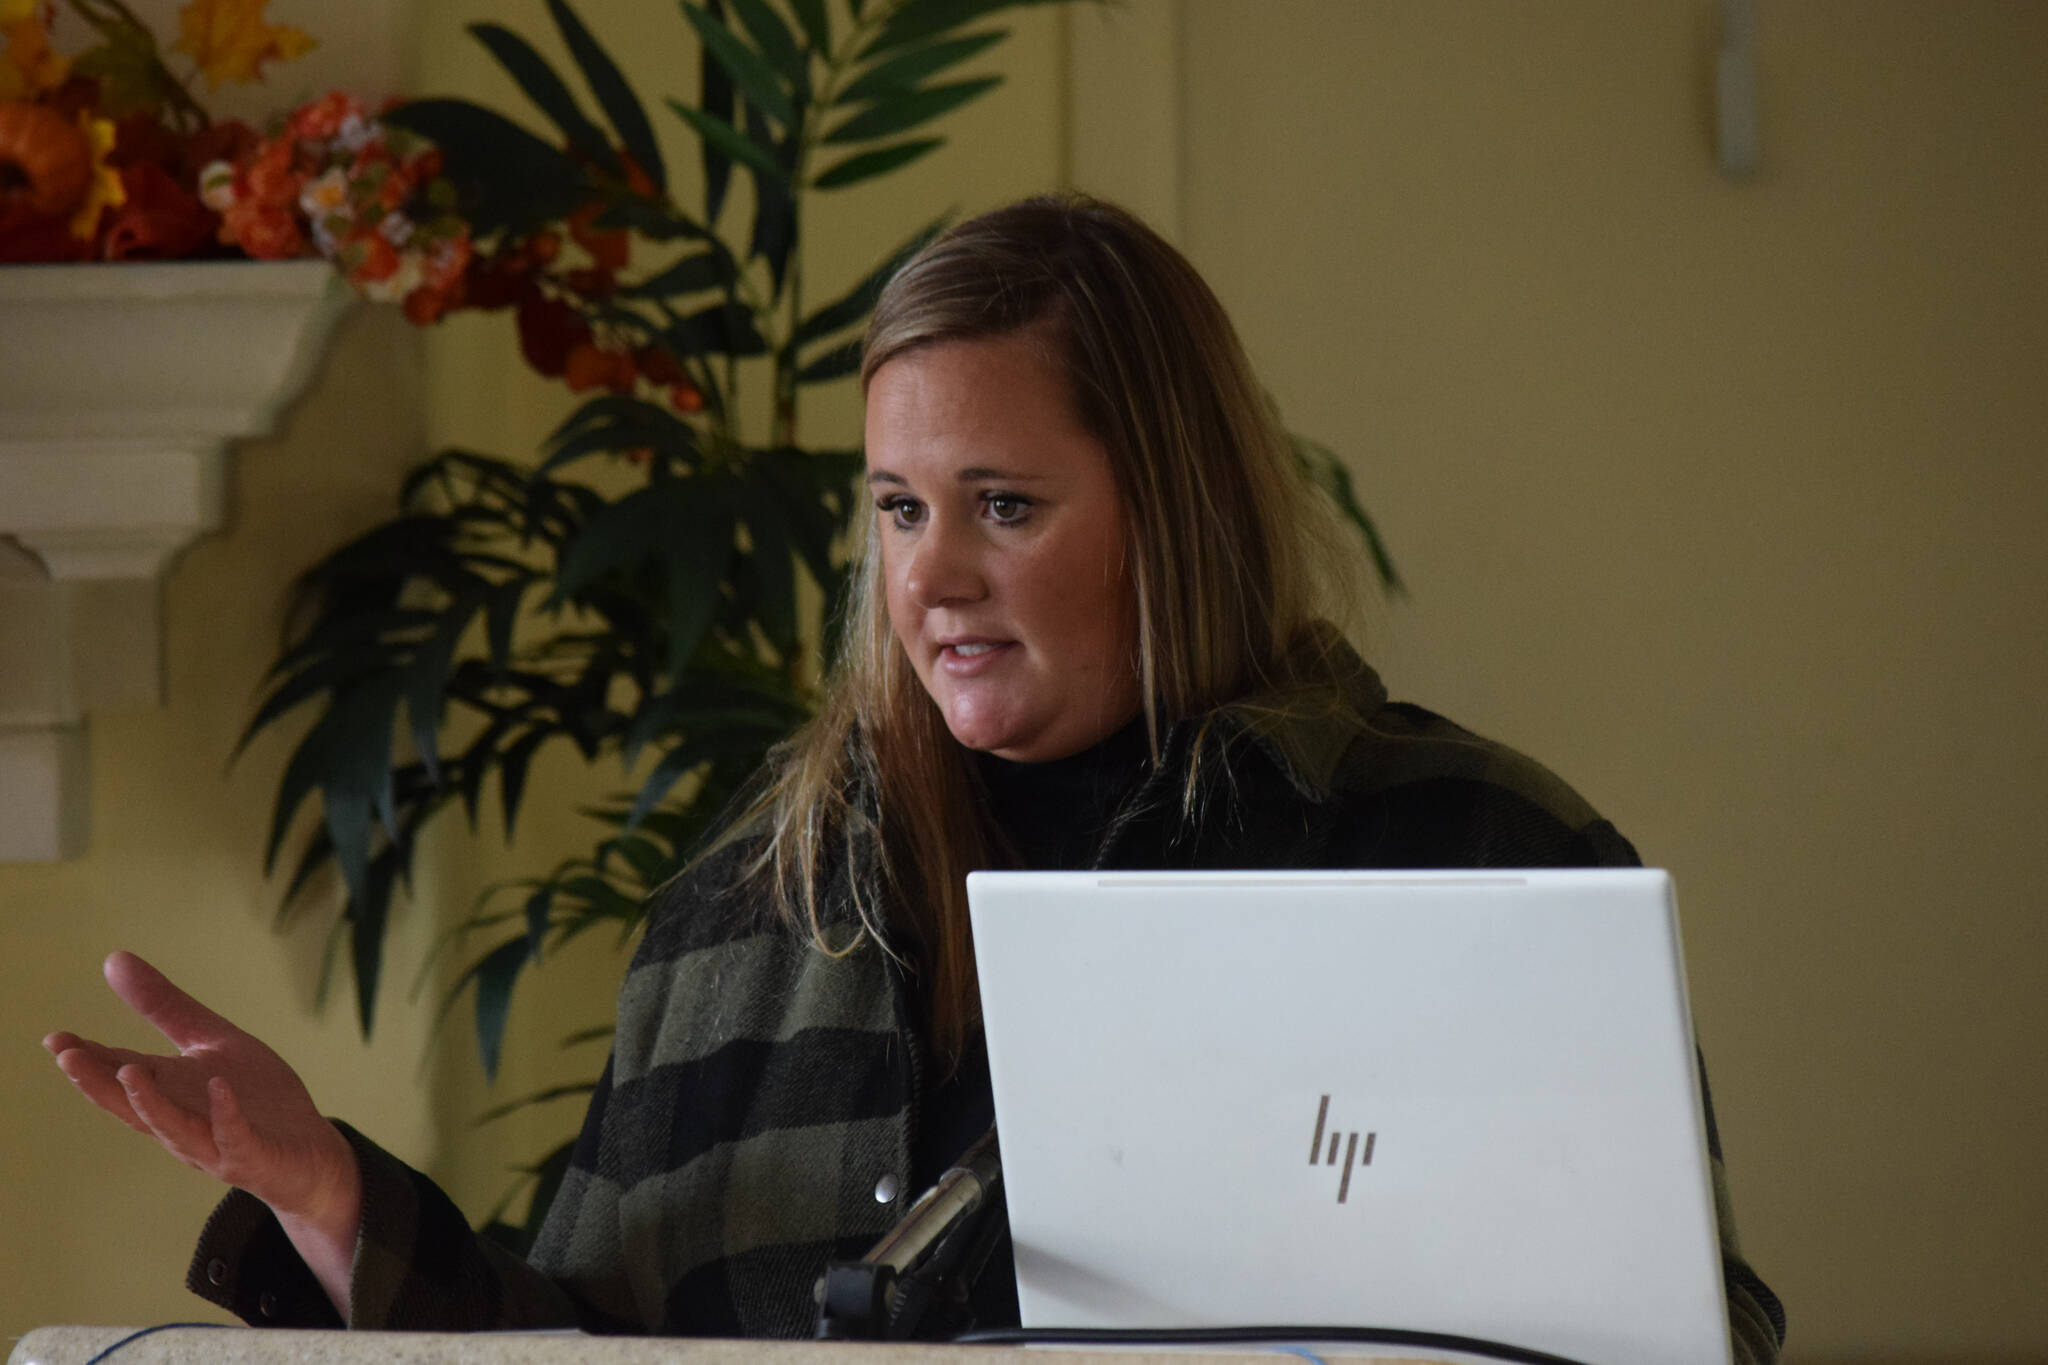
878;496;924;527
983;493;1031;523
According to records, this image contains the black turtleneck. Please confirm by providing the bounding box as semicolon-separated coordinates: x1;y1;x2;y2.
903;714;1153;1333
972;714;1154;871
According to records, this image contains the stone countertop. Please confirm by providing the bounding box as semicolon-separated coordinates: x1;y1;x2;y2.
8;1327;1455;1365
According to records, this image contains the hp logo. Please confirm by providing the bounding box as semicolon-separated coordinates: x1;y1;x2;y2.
1309;1094;1376;1204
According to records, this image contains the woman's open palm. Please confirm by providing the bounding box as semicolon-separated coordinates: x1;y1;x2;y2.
43;951;359;1229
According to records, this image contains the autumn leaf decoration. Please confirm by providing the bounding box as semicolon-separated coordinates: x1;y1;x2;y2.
2;0;318;259
1;0;70;102
172;0;313;89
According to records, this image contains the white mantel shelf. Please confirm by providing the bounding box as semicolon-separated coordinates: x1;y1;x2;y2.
0;259;352;860
0;259;349;578
6;1327;1449;1365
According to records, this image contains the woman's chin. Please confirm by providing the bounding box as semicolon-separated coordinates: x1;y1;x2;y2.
941;701;1138;762
940;704;1030;758
944;721;1018;756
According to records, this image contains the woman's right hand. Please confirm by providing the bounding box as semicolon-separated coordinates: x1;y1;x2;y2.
44;951;362;1314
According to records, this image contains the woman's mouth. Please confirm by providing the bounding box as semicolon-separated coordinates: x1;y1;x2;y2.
938;640;1014;673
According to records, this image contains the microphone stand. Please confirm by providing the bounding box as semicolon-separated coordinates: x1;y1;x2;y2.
814;1127;1003;1340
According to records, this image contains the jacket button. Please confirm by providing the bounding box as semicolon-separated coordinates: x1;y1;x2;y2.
206;1257;228;1287
258;1291;279;1319
873;1172;901;1203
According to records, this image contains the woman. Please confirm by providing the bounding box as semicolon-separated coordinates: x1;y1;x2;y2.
45;195;1784;1362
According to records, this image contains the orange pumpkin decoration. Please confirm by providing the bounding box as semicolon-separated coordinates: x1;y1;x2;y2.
0;100;93;219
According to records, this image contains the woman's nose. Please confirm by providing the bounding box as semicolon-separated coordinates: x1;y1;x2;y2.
905;518;987;608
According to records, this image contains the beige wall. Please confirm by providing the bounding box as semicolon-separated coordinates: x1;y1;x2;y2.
1066;2;2046;1360
5;2;2044;1362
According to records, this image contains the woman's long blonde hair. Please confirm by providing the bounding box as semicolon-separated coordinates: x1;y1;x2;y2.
723;194;1366;1066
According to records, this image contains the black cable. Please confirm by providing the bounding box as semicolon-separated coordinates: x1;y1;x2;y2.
80;1322;232;1365
951;1323;1595;1365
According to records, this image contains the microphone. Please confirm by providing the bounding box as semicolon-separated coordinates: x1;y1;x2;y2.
814;1127;1003;1340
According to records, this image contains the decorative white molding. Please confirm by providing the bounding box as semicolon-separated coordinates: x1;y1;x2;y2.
0;260;350;579
0;723;89;862
0;260;352;861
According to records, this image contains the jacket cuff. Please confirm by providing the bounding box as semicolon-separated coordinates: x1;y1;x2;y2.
184;1118;411;1329
333;1117;437;1328
186;1185;342;1328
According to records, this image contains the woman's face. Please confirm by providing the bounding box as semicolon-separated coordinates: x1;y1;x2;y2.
864;332;1142;762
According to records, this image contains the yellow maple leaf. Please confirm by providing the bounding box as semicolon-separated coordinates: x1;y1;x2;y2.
70;112;125;239
0;0;39;26
172;0;315;89
2;15;71;100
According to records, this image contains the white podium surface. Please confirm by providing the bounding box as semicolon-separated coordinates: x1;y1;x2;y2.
8;1327;1453;1365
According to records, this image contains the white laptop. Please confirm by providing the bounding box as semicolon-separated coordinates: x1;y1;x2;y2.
966;868;1731;1365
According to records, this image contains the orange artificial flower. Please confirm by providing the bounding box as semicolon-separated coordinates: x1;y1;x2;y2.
563;340;635;394
285;90;357;140
241;138;296;206
516;292;590;377
352;234;399;283
172;0;315;89
226;200;305;257
619;151;656;198
567;200;628;272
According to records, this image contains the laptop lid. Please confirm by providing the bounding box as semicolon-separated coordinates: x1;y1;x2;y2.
967;868;1732;1365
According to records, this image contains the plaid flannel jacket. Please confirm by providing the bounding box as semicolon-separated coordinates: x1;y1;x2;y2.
190;652;1785;1361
